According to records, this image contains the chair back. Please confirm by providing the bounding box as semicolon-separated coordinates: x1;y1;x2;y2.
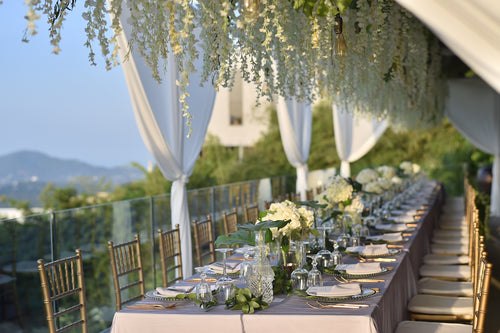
305;189;314;201
193;215;215;266
158;225;183;287
37;249;88;333
473;253;492;333
223;208;239;235
108;234;145;311
244;203;259;224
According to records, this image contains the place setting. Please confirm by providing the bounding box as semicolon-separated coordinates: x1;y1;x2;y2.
344;244;400;258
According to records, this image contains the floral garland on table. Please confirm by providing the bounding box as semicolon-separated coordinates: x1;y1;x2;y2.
20;0;447;132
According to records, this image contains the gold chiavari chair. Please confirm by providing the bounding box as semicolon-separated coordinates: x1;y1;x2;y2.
37;249;88;333
108;234;145;311
193;215;215;266
222;208;239;235
397;254;492;333
158;225;183;287
305;189;314;201
244;203;259;224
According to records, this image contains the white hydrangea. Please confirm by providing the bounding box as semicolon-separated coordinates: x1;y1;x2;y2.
376;178;392;190
344;195;364;214
263;200;314;240
400;161;414;175
356;168;379;184
377;165;396;180
391;176;403;185
364;181;383;194
412;163;421;174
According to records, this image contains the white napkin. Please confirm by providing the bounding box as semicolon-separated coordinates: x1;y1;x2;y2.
307;283;362;297
156;285;193;297
366;233;403;243
375;224;407;232
360;244;389;256
208;261;241;274
387;215;415;223
337;263;382;275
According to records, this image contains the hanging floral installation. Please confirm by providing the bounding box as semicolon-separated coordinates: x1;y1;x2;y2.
21;0;447;130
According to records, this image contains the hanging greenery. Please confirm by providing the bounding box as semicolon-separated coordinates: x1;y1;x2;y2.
21;0;447;130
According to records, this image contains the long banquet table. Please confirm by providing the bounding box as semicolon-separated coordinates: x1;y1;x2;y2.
110;180;444;333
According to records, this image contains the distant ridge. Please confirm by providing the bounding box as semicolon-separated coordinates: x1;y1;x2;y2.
0;151;145;206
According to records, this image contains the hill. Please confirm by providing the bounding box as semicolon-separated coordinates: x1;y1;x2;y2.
0;150;145;206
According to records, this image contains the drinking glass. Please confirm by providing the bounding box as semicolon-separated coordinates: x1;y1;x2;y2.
194;266;214;305
215;248;235;303
307;254;323;287
290;241;308;291
238;247;255;281
315;226;332;268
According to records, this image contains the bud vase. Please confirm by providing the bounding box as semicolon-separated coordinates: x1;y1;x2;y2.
246;230;274;303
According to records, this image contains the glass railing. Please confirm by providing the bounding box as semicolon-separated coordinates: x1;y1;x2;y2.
0;174;302;332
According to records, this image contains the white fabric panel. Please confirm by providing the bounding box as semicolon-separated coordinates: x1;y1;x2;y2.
115;16;215;276
277;97;312;200
333;104;388;177
396;0;500;95
445;79;500;216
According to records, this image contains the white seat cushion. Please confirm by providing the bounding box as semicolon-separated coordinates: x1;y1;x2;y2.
423;254;469;265
432;236;469;245
433;229;469;238
431;244;468;255
418;277;473;297
420;264;471;280
395;320;472;333
437;223;469;231
408;294;473;316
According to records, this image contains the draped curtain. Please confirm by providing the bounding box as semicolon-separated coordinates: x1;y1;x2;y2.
395;0;500;95
333;104;388;178
276;97;312;200
115;19;215;276
445;79;500;216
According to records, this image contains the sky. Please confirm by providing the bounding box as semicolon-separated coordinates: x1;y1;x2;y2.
0;1;154;168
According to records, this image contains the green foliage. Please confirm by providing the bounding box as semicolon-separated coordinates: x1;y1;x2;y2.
475;190;491;237
290;0;352;17
225;287;269;314
272;265;292;294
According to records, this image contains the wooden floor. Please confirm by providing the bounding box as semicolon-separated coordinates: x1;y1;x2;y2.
485;216;500;333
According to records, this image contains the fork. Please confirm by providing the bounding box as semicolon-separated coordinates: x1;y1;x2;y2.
127;303;177;310
307;301;369;309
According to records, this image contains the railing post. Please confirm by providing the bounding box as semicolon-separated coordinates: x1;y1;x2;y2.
150;196;156;288
50;211;56;262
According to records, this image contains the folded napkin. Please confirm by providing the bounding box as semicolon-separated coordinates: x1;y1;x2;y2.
156;285;193;297
360;244;389;256
375;224;407;232
208;261;241;274
307;283;362;297
337;263;382;275
366;233;403;243
387;215;415;224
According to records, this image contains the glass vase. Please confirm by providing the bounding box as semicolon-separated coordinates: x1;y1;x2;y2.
246;230;274;303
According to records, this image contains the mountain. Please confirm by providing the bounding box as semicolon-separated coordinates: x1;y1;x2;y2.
0;151;146;206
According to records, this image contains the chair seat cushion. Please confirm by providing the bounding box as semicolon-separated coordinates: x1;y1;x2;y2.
433;229;469;238
419;264;471;280
432;236;469;245
395;320;472;333
408;294;473;316
422;254;469;265
418;277;473;296
431;243;468;255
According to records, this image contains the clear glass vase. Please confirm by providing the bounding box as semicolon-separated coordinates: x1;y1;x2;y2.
246;230;274;303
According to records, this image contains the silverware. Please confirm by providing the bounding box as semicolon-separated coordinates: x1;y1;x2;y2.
307;301;369;309
166;286;195;293
127;303;177;310
334;276;385;283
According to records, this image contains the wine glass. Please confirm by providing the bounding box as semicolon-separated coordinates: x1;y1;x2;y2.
194;266;214;306
290;241;308;291
215;248;235;303
315;225;331;268
238;246;255;281
307;254;323;287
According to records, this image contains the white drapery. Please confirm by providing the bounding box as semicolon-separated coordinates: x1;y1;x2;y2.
115;19;215;276
333;104;388;178
445;79;500;216
277;97;312;200
395;0;500;95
